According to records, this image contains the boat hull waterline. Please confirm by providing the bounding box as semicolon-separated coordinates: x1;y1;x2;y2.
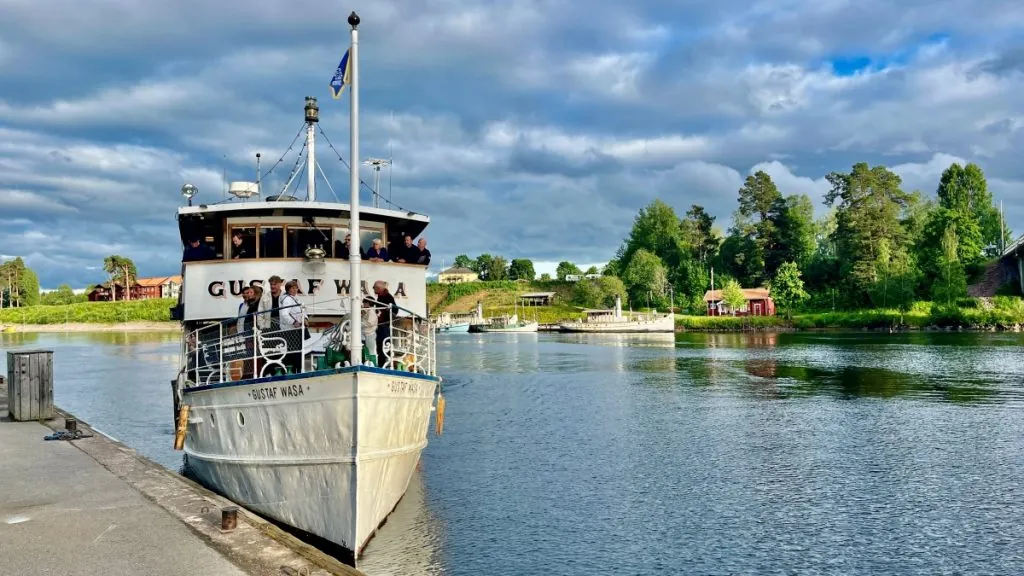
181;366;438;560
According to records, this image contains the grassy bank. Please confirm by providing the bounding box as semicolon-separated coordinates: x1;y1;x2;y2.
0;298;175;325
428;281;576;313
676;298;1024;331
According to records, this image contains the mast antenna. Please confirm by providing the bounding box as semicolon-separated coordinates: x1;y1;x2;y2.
255;153;261;201
362;158;390;208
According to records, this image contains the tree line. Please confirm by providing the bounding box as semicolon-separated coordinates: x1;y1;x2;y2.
0;254;142;308
448;254;600;282
603;161;1014;314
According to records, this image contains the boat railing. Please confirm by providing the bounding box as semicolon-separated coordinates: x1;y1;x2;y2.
180;298;436;388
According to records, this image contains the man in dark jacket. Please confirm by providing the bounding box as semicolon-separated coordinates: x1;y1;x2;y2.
182;237;213;262
413;237;431;265
372;280;397;368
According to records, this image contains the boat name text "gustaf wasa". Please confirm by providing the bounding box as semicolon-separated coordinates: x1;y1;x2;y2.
206;279;409;298
249;384;307;400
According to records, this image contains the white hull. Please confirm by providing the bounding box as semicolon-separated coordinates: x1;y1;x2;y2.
558;313;675;333
478;321;539;333
180;366;438;560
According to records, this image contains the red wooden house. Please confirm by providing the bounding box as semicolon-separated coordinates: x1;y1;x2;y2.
704;287;776;316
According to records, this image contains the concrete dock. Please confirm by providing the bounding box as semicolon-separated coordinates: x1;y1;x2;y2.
0;381;365;576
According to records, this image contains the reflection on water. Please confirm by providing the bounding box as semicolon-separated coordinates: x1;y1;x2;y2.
5;330;1024;574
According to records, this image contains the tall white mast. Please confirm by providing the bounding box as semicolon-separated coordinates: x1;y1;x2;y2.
348;11;362;358
304;96;319;201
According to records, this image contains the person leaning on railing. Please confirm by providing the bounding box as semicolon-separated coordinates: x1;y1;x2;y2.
262;276;304;374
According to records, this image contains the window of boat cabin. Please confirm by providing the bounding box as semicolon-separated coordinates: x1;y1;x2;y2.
258;226;284;258
223;219;385;260
228;227;256;259
330;224;385;258
181;222;223;261
286;226;333;257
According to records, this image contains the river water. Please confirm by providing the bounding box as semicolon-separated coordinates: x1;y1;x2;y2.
3;330;1024;575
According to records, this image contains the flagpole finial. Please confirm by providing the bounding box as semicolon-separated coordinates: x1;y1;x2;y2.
348;11;360;27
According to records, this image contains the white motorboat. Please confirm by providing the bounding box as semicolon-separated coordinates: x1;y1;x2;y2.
170;13;443;565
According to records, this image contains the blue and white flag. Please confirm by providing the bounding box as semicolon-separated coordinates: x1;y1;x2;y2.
329;48;351;99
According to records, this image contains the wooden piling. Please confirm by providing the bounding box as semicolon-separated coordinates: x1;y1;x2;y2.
6;349;54;421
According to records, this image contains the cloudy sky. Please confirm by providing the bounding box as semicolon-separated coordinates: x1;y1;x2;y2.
2;0;1023;288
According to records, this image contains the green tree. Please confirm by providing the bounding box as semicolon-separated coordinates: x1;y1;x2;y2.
487;256;509;281
721;279;746;316
540;273;552;281
572;276;627;309
585;265;599;275
715;220;761;288
453;254;474;269
508;259;535;281
825;163;913;301
681;204;720;265
933;225;967;306
0;257;40;307
556;261;582;281
473;254;494;279
41;284;80;306
622;249;668;308
736;170;783;283
768;261;809;319
103;255;137;301
616;199;688;273
767;194;816;274
934;162;990;264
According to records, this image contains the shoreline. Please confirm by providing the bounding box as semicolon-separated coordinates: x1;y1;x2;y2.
3;320;1022;335
1;321;179;333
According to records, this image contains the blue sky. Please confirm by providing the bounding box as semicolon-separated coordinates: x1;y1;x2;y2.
1;0;1023;288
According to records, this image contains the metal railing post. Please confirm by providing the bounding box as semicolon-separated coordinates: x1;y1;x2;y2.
193;331;199;385
218;324;224;383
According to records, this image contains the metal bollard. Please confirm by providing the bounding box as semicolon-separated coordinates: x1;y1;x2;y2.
221;506;238;531
65;418;77;433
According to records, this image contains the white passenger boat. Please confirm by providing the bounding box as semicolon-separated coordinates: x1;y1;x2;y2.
170;13;443;565
558;295;675;333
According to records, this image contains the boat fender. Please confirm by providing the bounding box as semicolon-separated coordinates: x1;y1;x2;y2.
173;405;190;450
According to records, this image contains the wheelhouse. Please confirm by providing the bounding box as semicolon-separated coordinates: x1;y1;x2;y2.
173;198;431;327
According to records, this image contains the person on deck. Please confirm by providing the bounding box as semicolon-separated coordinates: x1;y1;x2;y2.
335;233;352;260
393;235;417;263
365;238;388;262
235;286;260;379
372;280;396;368
413;237;431;265
182;237;213;262
230;231;253;259
262;276;304;374
361;297;378;365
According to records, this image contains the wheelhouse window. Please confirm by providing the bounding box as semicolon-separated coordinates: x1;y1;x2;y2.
286;226;333;258
329;224;385;259
258;226;284;258
229;227;256;260
222;219;387;260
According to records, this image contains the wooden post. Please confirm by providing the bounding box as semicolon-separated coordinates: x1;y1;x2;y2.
6;349;54;421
